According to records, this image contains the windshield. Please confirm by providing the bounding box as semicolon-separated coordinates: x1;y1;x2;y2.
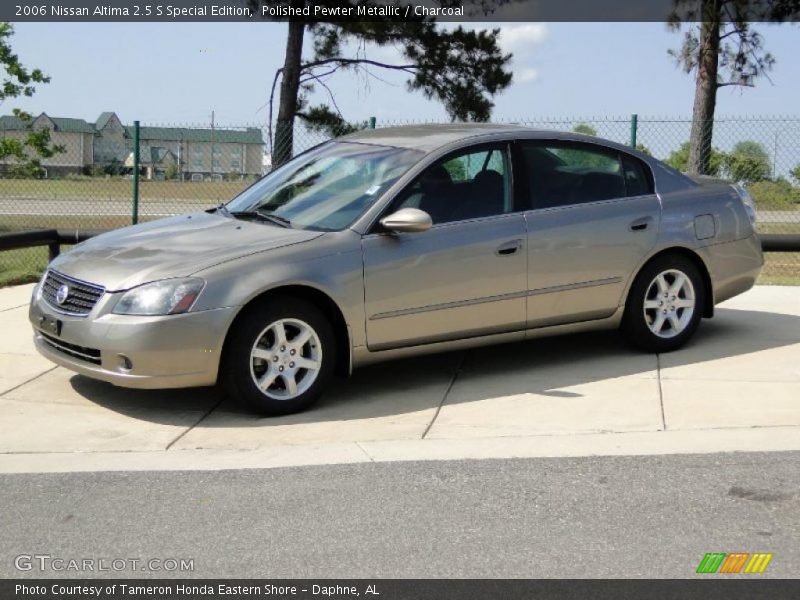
226;141;423;231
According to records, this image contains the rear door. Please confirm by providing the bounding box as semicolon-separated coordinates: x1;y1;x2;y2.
518;140;660;328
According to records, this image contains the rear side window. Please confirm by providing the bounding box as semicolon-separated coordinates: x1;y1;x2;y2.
621;154;654;197
520;141;652;209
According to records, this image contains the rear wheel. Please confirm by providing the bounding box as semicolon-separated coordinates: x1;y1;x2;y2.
621;254;705;353
222;297;335;415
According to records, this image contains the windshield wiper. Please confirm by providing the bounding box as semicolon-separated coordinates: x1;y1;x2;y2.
226;208;292;228
216;203;231;217
253;208;292;228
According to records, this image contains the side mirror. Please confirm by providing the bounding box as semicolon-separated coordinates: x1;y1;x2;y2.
380;208;433;233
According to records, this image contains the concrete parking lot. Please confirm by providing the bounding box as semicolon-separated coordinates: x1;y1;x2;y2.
0;284;798;473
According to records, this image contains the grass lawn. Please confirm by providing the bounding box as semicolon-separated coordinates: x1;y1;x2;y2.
1;214;148;231
0;178;251;201
758;222;800;235
0;246;56;287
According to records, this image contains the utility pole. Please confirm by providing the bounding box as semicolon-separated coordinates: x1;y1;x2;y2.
772;130;778;180
210;110;215;179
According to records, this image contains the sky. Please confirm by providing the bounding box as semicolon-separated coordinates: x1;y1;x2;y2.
4;21;800;128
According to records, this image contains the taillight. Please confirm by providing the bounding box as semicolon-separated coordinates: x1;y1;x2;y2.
732;184;757;225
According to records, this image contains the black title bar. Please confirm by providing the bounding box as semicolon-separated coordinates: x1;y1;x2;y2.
4;579;800;600
5;0;800;23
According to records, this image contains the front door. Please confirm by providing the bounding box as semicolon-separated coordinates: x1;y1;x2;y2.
362;143;528;351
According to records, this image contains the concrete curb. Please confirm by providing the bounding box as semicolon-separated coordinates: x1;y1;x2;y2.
2;425;799;474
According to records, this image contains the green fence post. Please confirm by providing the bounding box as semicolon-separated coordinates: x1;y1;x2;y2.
368;116;376;129
132;120;140;225
629;113;638;149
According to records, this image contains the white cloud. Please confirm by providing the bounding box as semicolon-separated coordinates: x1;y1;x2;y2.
496;24;548;85
516;68;539;83
498;24;549;57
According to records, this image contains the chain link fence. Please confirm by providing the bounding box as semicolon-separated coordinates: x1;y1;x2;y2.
1;114;799;285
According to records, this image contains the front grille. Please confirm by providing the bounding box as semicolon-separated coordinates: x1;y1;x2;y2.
40;332;102;365
42;270;105;316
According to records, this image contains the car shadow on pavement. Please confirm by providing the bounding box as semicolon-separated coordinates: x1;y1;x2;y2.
68;307;800;429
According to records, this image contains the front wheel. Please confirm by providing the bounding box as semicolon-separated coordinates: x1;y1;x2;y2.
222;297;335;415
621;255;705;353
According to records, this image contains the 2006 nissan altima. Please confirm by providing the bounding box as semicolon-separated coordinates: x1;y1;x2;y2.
29;125;763;414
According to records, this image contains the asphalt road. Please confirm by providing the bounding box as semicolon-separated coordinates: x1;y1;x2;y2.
1;451;798;579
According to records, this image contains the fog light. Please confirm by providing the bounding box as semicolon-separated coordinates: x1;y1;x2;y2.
117;354;133;371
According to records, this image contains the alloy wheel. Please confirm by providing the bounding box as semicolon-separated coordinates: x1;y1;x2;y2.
249;318;322;400
643;269;696;339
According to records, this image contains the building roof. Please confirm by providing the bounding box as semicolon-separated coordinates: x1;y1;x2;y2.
126;125;263;144
95;112;116;130
0;111;264;145
0;114;96;134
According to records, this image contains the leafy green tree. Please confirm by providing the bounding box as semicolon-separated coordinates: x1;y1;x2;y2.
0;22;63;177
665;141;726;176
790;163;800;186
747;178;800;209
572;123;597;136
164;161;179;181
635;144;653;156
252;1;513;166
724;140;771;184
666;0;799;175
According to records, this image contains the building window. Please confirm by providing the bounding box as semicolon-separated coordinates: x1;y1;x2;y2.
230;146;241;170
191;148;203;170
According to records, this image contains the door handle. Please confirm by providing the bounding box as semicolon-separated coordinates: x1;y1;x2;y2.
496;239;522;256
629;217;652;232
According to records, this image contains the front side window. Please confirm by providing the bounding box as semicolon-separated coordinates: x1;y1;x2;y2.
392;144;512;225
226;141;423;231
521;141;646;209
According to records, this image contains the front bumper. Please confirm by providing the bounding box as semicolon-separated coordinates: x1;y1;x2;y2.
29;293;237;389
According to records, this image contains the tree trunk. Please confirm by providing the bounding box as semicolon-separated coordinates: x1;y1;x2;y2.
687;2;721;175
273;15;305;167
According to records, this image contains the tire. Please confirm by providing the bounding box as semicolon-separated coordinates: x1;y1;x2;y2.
621;254;706;353
222;296;335;415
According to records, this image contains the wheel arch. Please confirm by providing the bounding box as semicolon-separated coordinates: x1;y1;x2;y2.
629;246;714;318
221;284;352;378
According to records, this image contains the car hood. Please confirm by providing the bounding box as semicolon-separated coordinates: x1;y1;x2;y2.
49;211;324;291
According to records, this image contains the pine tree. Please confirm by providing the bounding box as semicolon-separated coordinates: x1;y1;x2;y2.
253;2;513;165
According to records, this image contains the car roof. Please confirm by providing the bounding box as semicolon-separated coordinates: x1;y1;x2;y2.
339;123;534;152
338;123;653;156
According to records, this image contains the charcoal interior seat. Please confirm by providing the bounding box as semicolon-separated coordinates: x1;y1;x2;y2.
472;169;506;216
575;172;626;203
446;169;506;221
417;165;454;223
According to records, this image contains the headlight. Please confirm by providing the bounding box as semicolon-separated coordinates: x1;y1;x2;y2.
32;270;47;301
733;184;757;225
112;278;205;316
